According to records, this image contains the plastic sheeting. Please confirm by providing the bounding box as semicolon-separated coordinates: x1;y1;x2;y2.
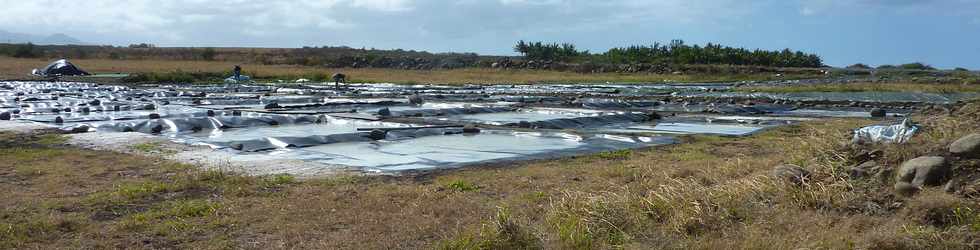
31;59;90;77
224;75;252;83
852;118;918;144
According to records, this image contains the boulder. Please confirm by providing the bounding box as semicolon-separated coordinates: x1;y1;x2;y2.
148;113;161;119
264;102;281;109
54;116;64;124
88;99;101;106
143;104;156;110
896;156;949;187
870;108;886;118
949;133;980;158
232;111;242;116
771;164;810;185
206;110;216;117
894;181;920;196
0;112;10;120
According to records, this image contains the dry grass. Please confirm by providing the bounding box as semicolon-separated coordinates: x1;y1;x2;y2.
738;82;980;93
1;56;792;84
3;104;980;249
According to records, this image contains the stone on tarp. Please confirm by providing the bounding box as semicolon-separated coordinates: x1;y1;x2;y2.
870;108;886;118
264;102;281;109
54;116;64;124
896;156;949;187
377;107;392;117
368;129;387;140
949;133;980;158
852;118;918;144
409;94;425;105
462;124;481;133
0;112;10;120
149;113;161;119
69;125;91;133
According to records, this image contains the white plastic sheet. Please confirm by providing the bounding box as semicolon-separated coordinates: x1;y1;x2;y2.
223;75;252;83
852;118;918;144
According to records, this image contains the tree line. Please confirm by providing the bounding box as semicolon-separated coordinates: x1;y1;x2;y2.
514;40;824;68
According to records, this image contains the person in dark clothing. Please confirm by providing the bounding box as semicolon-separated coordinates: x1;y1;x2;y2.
332;73;346;90
233;65;242;82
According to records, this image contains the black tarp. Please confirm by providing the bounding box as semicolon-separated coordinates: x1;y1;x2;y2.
32;59;91;77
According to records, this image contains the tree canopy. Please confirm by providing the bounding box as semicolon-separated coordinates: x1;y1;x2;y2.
513;40;823;68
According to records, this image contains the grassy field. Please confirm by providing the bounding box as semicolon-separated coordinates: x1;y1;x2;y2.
738;82;980;93
0;56;807;84
4;104;980;248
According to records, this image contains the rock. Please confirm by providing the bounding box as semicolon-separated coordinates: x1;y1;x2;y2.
896;156;949;187
206;110;216;117
367;129;387;140
377;107;392;117
870;108;886;118
144;104;156;110
948;133;980;158
771;164;810;185
0;112;10;120
69;125;91;133
232;111;242;116
944;180;958;193
148;113;161;119
462;124;481;134
88;99;101;106
849;161;879;178
113;105;121;111
80;107;91;113
54;116;64;124
894;182;920;196
264;102;281;109
517;121;533;128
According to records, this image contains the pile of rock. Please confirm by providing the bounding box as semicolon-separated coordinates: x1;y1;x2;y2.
891;133;979;196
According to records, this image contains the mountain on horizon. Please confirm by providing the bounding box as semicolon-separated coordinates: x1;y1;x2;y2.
0;30;84;45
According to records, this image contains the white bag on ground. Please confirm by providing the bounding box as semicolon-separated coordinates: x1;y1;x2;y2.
852;118;918;144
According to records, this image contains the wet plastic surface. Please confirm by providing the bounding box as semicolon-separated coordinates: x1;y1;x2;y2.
0;80;947;173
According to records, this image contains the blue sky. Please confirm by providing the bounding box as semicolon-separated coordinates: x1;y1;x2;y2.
1;0;978;68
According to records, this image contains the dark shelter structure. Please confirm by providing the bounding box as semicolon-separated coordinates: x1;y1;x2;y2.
32;59;91;77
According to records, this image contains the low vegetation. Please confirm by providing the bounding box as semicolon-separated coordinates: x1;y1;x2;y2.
738;82;980;93
3;101;980;248
0;56;811;84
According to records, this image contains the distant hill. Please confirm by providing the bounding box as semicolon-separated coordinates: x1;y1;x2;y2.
0;30;83;45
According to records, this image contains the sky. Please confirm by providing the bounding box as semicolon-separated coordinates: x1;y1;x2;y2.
1;0;978;69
